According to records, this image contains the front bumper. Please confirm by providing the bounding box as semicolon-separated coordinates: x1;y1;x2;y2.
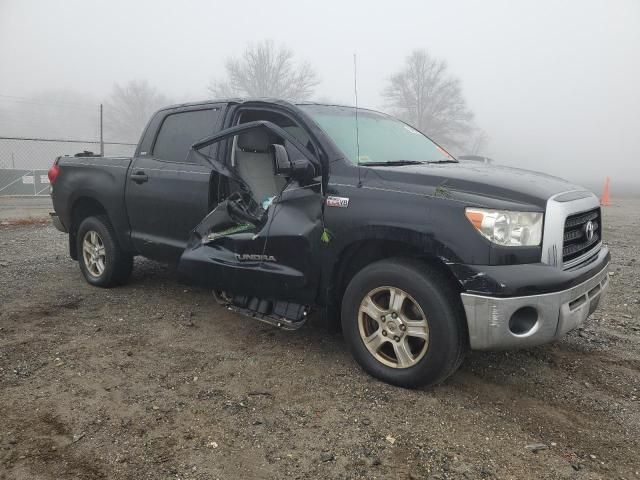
461;262;609;350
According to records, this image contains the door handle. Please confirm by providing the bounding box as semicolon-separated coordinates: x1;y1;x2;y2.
130;171;148;184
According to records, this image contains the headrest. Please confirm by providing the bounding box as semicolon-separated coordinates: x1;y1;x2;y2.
237;128;271;152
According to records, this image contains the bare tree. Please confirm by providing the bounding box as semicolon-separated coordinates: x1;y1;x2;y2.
383;49;474;149
104;80;169;142
209;40;319;102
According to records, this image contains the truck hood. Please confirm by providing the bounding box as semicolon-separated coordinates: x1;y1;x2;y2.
365;162;584;209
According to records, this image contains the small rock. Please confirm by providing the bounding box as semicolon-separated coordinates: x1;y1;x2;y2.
208;441;218;449
152;405;159;410
362;418;371;426
0;261;8;267
571;463;582;471
320;452;334;462
589;454;597;460
386;434;396;445
526;443;548;453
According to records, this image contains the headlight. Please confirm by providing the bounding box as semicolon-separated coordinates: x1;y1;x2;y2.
465;208;543;246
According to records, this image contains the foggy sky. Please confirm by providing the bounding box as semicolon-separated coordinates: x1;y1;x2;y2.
1;0;639;192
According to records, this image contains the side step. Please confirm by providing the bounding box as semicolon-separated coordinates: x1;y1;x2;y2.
215;292;308;330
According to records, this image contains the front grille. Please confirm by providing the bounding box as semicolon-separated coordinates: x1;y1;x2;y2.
563;207;601;264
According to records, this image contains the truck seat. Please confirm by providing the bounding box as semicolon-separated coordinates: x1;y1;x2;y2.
235;129;286;204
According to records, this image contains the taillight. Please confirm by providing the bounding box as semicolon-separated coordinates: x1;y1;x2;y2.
48;159;60;184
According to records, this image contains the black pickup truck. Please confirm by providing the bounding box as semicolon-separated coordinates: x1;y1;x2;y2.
49;99;610;387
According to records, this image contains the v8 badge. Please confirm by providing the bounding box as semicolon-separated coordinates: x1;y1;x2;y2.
326;196;349;208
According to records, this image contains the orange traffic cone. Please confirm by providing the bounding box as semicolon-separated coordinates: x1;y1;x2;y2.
600;176;610;206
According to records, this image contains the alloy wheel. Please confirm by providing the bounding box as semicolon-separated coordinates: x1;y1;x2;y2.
82;230;106;277
358;286;429;368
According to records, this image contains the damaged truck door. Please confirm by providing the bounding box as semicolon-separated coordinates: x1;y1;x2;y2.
177;120;324;329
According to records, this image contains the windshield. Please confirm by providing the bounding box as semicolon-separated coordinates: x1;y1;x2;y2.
299;105;455;164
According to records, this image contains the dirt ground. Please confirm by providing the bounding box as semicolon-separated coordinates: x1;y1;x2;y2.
1;199;639;480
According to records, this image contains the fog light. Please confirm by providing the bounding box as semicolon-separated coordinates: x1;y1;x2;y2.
509;306;538;335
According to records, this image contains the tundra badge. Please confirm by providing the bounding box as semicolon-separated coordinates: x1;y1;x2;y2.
235;254;277;262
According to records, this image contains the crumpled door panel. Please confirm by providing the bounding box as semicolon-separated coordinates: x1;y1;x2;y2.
177;192;265;288
177;185;323;304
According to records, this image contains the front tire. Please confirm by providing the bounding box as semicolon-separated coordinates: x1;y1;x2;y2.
341;258;467;388
76;215;133;287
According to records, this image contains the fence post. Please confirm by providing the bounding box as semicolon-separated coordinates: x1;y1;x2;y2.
99;104;104;157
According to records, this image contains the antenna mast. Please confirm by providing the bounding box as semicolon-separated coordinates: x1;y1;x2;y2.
353;53;362;187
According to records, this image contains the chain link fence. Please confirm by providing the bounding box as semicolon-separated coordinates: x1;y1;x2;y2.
0;136;136;196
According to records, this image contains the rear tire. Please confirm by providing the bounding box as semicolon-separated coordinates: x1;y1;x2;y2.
341;258;467;388
76;215;133;287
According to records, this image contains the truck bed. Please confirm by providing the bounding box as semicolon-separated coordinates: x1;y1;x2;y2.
51;155;133;253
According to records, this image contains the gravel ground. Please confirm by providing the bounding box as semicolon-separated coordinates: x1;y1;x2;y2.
1;199;639;480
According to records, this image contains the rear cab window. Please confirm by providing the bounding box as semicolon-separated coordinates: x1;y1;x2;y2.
153;108;221;163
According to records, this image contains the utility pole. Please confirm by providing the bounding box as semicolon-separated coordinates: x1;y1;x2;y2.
99;103;104;156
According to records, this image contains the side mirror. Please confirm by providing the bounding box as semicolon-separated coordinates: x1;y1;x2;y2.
270;144;315;182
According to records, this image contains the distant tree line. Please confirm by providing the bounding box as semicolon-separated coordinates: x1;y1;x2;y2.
2;42;487;152
208;41;485;151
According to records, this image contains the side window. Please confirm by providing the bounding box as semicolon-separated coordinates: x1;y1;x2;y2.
153;109;220;163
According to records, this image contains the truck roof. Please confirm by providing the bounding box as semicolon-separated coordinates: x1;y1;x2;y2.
157;98;382;116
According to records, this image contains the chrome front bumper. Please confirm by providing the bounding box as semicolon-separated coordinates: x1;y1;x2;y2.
461;264;609;350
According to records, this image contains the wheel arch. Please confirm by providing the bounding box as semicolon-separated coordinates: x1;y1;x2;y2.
68;196;109;260
323;236;465;332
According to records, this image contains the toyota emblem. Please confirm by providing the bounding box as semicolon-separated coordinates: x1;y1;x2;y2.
584;220;595;241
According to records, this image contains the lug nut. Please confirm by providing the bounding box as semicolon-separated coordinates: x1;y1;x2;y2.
394;336;400;342
381;315;386;322
400;324;406;331
391;312;397;319
382;330;387;336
